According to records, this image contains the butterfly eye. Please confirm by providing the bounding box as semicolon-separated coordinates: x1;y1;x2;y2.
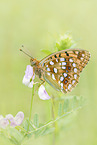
30;59;36;66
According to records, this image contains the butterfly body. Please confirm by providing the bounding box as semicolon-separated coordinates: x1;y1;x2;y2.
30;59;44;80
30;49;90;93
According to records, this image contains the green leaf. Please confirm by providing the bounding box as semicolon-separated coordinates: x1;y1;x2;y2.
41;127;55;136
55;34;76;51
22;119;34;131
22;119;28;131
22;118;35;139
41;49;52;55
33;114;39;128
34;127;45;138
7;127;24;145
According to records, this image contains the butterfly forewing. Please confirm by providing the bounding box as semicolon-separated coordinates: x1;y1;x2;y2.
39;49;90;93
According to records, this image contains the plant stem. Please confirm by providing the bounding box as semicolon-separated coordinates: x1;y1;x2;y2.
27;105;82;135
27;85;34;131
51;96;58;145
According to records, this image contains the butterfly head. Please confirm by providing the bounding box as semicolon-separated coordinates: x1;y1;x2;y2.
30;58;40;66
20;48;39;66
30;58;36;66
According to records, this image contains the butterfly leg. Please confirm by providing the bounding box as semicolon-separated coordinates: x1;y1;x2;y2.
34;80;45;95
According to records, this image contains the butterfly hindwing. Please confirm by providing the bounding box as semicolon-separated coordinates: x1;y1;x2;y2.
39;49;90;93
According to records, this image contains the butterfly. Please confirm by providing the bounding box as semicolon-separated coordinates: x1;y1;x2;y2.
21;48;90;93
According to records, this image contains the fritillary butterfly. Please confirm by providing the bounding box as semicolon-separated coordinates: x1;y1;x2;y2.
21;48;90;93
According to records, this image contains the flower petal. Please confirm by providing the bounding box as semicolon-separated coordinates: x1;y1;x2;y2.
6;114;18;127
0;112;24;128
0;118;9;129
28;81;34;88
14;111;24;126
25;65;35;79
25;65;33;77
38;85;51;100
6;114;14;122
0;115;4;120
23;65;35;88
22;76;30;86
10;120;17;127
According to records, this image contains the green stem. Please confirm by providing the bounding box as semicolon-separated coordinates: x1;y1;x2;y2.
51;97;58;145
27;85;34;131
27;105;82;134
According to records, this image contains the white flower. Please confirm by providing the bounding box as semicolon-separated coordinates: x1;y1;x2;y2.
6;114;16;127
14;111;24;126
38;85;51;100
0;111;24;129
22;65;35;88
23;65;50;100
0;116;9;129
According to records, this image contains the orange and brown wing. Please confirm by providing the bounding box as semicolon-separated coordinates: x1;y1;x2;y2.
39;49;90;93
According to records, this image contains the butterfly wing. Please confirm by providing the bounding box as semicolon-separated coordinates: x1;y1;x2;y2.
40;49;90;93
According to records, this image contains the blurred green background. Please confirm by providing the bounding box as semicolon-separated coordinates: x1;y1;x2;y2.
0;0;96;144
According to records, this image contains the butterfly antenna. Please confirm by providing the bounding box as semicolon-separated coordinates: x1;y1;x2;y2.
22;45;33;56
20;46;34;59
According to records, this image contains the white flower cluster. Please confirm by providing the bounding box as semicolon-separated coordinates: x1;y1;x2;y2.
22;65;51;100
0;112;24;129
